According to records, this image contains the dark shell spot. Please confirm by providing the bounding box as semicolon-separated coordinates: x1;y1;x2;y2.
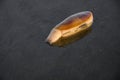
62;19;74;25
79;24;87;28
78;13;90;21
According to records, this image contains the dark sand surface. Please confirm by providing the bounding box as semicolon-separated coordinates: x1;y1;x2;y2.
0;0;120;80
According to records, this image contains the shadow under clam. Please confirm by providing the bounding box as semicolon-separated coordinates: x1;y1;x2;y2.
51;27;92;47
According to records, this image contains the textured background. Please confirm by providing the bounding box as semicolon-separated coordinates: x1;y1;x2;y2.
0;0;120;80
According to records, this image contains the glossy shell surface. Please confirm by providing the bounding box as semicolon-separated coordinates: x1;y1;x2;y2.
46;11;93;47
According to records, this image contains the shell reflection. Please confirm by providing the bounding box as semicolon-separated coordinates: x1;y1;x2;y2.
51;27;92;47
